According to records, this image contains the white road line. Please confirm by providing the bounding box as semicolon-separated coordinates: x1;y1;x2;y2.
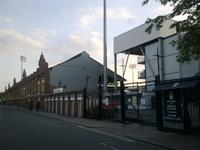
100;142;108;146
100;142;119;150
109;146;119;150
77;125;135;143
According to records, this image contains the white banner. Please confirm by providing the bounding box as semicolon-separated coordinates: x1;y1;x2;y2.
55;97;58;101
77;94;82;100
71;95;75;101
64;96;68;101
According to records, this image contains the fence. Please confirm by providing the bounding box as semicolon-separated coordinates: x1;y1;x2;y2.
84;89;100;119
103;80;156;125
3;90;85;118
84;87;115;120
77;80;157;125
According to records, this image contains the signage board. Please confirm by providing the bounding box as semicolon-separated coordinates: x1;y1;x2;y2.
164;91;181;121
64;96;68;101
53;88;64;94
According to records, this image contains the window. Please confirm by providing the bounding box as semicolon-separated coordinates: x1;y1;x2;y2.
41;78;45;93
37;80;40;94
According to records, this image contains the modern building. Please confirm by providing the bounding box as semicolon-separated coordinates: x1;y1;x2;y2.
113;20;200;132
114;20;200;87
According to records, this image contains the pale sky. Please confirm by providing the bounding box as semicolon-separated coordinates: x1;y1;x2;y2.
0;0;173;92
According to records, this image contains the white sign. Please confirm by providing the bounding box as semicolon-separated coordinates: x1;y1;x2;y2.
71;95;75;101
77;96;82;101
53;88;64;94
142;92;155;96
77;94;82;101
103;98;109;106
64;96;68;101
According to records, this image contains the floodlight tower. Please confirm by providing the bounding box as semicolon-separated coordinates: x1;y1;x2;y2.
20;56;26;79
103;0;107;92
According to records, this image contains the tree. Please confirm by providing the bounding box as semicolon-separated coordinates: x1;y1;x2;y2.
143;0;200;63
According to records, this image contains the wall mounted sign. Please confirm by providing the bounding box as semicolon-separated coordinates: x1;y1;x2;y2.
164;91;181;121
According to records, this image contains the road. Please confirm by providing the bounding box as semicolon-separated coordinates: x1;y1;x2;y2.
0;105;165;150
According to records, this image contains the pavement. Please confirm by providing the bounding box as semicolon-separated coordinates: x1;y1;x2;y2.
8;106;200;150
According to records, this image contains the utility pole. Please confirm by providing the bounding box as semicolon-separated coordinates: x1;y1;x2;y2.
103;0;107;92
20;56;26;79
153;48;163;80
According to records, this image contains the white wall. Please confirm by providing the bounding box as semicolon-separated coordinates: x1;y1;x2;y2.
145;41;159;81
180;59;199;78
50;52;121;92
145;34;199;83
145;35;181;82
163;34;199;79
162;34;180;80
50;52;102;91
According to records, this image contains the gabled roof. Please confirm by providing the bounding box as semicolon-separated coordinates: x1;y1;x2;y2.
49;51;125;81
49;51;87;69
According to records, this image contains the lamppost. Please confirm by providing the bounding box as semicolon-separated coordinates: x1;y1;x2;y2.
103;0;107;92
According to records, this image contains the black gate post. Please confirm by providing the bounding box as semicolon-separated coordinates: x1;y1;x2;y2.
120;80;126;124
136;82;140;120
98;84;102;119
83;88;87;118
155;75;162;130
183;89;189;133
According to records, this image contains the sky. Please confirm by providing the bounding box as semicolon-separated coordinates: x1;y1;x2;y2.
0;0;173;92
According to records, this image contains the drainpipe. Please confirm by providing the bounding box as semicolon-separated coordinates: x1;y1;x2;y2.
158;38;164;81
114;54;117;91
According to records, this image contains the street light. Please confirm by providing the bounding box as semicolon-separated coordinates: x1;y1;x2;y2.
103;0;107;92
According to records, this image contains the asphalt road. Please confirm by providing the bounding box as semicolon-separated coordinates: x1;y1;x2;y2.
0;105;164;150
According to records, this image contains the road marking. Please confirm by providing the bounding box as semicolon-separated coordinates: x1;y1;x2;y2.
77;125;135;143
100;142;119;150
100;142;108;146
109;146;119;150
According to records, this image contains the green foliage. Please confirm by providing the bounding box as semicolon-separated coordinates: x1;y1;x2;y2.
143;0;200;63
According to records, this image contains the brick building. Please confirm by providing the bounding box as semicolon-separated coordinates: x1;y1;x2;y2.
4;53;50;101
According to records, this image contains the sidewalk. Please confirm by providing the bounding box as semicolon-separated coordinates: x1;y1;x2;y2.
25;108;200;150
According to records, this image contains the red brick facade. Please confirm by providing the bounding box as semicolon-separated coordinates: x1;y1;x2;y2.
4;53;50;100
